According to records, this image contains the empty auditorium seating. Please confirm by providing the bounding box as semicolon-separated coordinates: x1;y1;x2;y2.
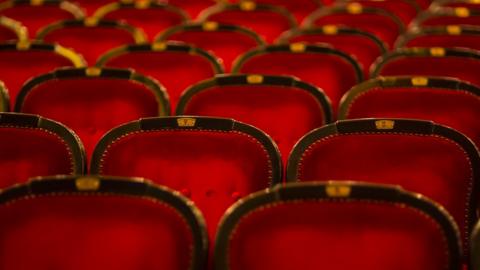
397;25;480;50
176;74;332;164
157;22;265;71
303;3;405;48
0;0;84;38
0;41;85;108
15;67;170;159
286;118;480;249
93;1;188;40
96;42;224;111
0;176;207;270
339;76;480;148
337;0;421;25
0;16;26;41
371;47;480;88
165;0;221;19
233;43;362;113
37;18;146;65
215;181;462;270
239;0;321;21
277;26;387;78
71;0;116;15
90;116;282;243
413;7;480;27
0;113;85;188
199;2;297;43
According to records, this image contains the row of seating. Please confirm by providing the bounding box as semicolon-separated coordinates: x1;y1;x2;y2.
0;175;470;270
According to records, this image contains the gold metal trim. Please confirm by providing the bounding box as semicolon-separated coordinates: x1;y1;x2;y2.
430;47;446;57
446;25;462;35
289;42;306;53
375;120;395;130
326;184;351;198
75;177;100;191
202;21;219;31
411;77;429;86
177;118;196;127
322;25;338;35
86;67;102;77
240;1;256;11
247;75;263;84
455;7;470;17
347;3;363;14
152;42;167;51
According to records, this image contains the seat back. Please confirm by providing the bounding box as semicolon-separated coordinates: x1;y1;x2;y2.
339;76;480;148
96;42;224;111
286;118;480;250
0;41;85;108
337;0;420;25
278;26;387;79
433;0;480;10
413;7;480;27
0;176;207;270
371;47;480;87
239;0;321;21
71;0;117;15
0;0;84;38
164;0;221;19
90;116;282;241
233;43;362;113
37;19;146;65
94;2;188;40
0;112;85;188
0;16;26;41
176;74;332;165
15;67;170;159
397;25;480;50
215;182;462;270
157;22;265;72
199;2;297;43
304;3;405;48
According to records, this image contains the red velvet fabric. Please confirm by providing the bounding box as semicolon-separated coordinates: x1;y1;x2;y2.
403;33;480;51
162;0;218;19
71;0;116;15
98;130;272;243
440;3;480;10
182;85;326;165
345;87;480;147
227;201;450;270
0;25;18;42
102;51;219;111
0;5;77;38
42;26;138;65
376;55;480;87
0;50;76;108
204;9;294;43
420;15;480;27
164;30;260;72
247;0;320;21
0;195;194;270
346;0;418;25
0;127;74;188
288;33;383;79
102;8;185;40
296;134;472;241
20;78;161;161
310;13;402;48
237;52;359;113
415;0;433;9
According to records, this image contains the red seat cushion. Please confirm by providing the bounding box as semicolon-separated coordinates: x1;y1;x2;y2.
165;0;218;19
248;0;320;21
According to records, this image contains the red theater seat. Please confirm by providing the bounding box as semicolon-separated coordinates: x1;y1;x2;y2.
277;26;387;79
233;43;362;114
238;0;321;21
71;0;116;15
198;2;297;43
413;7;480;27
286;118;480;250
96;42;224;111
0;113;85;188
337;0;421;25
93;1;188;41
433;0;480;10
0;41;85;108
339;76;480;148
371;47;480;87
0;16;27;41
15;67;170;160
0;176;207;270
176;74;332;165
215;182;462;270
157;22;265;71
90;116;282;244
397;25;480;50
303;3;405;48
0;0;84;38
163;0;222;19
37;19;146;65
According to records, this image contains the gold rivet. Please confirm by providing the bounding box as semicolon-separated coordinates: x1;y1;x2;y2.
326;184;351;198
75;177;100;191
323;25;338;35
84;17;98;27
446;25;462;35
375;120;395;130
411;77;429;86
202;21;219;31
240;1;256;11
347;3;363;14
455;7;470;17
16;40;30;50
86;67;102;77
152;42;167;51
135;0;150;9
30;0;43;6
290;42;306;53
177;117;196;127
430;47;445;57
247;75;263;84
